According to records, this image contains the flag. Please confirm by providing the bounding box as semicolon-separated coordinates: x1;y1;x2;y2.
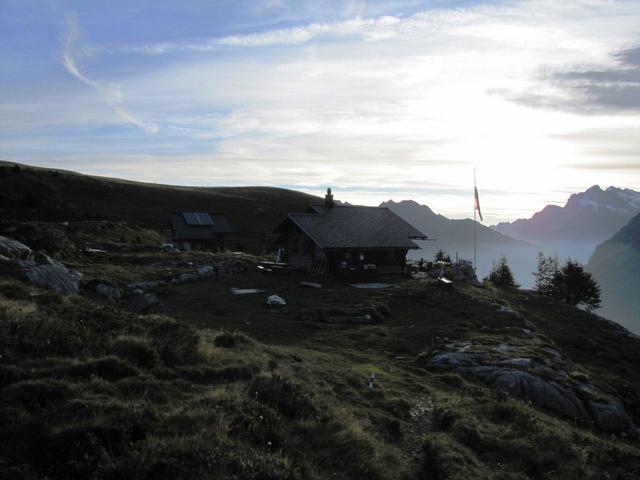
474;185;483;222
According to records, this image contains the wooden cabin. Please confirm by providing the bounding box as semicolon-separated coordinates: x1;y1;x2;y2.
275;189;428;277
168;212;233;251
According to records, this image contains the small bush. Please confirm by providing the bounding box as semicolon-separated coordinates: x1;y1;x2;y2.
115;377;172;403
147;318;200;366
247;375;317;419
177;364;258;384
214;332;236;348
56;356;138;382
109;335;158;368
2;379;75;413
420;433;486;479
212;331;254;348
0;281;31;300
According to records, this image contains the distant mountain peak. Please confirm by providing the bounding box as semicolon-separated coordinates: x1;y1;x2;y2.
493;185;640;243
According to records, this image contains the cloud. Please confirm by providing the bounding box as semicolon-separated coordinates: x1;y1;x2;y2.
5;1;640;223
502;42;640;114
62;15;159;133
122;15;407;54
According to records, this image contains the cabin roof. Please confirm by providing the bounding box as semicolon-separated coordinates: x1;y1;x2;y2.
169;212;233;240
283;205;428;250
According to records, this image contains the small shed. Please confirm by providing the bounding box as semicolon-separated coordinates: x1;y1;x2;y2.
275;189;428;277
168;212;233;251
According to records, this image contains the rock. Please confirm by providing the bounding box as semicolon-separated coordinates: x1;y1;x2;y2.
587;400;637;435
33;251;55;265
20;262;82;295
0;235;32;260
348;314;373;324
96;283;122;300
428;351;488;368
0;236;81;295
267;294;287;306
427;341;638;434
231;288;265;295
491;369;590;422
195;265;214;277
127;280;166;291
171;272;198;284
129;293;160;313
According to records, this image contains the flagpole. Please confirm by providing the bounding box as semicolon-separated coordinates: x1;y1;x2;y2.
473;169;477;271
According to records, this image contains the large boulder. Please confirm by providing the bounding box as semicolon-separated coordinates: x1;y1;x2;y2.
427;340;638;435
0;235;81;295
587;400;638;435
489;369;589;422
18;259;82;295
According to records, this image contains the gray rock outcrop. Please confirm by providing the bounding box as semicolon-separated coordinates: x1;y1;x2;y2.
0;235;82;295
0;235;32;260
18;260;82;295
427;339;638;435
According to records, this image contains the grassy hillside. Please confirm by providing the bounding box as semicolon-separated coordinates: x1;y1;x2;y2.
1;228;639;479
0;161;318;243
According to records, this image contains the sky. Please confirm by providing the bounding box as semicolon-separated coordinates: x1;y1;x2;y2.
1;0;639;224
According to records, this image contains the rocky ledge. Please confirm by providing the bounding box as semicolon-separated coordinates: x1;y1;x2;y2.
0;235;82;295
427;336;638;436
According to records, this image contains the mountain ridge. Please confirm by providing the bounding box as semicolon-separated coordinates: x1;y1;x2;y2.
492;185;640;243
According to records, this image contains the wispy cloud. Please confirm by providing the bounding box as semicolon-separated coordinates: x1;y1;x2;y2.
123;14;410;54
62;15;159;133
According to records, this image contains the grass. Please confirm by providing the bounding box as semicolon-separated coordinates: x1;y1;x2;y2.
1;239;640;478
0;160;318;251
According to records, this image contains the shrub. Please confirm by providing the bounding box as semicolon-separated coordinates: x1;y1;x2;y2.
147;318;200;366
551;260;601;311
247;375;317;419
534;257;601;311
434;249;452;263
57;356;139;382
2;379;75;413
109;335;158;368
485;255;519;287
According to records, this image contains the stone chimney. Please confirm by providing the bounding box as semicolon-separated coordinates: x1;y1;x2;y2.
325;187;334;208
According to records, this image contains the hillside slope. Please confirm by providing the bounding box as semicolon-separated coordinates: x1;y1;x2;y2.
1;231;640;478
587;213;640;334
0;161;318;241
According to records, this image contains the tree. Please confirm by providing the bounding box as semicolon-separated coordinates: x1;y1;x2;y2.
485;255;519;287
533;252;559;296
551;260;601;311
434;249;451;263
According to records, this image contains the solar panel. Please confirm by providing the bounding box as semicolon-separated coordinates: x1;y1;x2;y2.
183;212;214;226
196;213;214;226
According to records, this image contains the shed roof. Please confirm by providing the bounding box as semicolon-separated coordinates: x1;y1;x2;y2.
169;212;233;240
283;205;428;250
